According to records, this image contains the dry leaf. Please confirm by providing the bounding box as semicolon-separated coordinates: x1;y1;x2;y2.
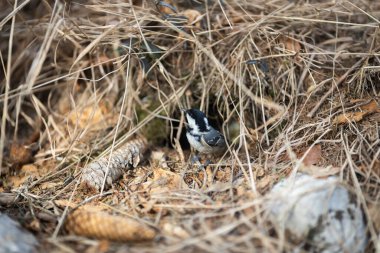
151;151;168;168
256;175;276;191
215;168;231;181
7;164;39;188
84;240;110;253
65;207;156;241
333;99;379;125
181;9;202;27
162;222;190;239
205;181;234;193
254;164;265;178
21;164;39;174
28;219;41;232
280;37;302;62
39;182;60;190
146;168;188;194
236;185;255;199
361;99;379;111
368;203;380;231
54;199;78;209
372;159;380;177
299;164;341;178
7;175;28;188
302;145;322;166
333;111;366;124
205;167;213;186
9;144;33;168
283;37;301;54
68;101;110;129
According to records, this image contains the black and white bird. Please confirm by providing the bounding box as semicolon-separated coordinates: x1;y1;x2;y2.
182;108;227;156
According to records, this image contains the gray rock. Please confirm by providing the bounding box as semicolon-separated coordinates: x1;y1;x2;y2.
0;213;37;253
266;173;367;253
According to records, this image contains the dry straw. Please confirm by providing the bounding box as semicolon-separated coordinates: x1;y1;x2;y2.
0;0;379;252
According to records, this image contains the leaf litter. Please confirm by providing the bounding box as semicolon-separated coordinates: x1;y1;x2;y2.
0;0;379;252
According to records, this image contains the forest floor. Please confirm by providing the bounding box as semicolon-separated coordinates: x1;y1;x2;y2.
0;0;379;252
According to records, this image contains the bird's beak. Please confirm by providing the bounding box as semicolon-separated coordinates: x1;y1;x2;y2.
180;108;187;114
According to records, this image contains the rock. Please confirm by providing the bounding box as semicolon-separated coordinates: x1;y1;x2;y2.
0;213;38;253
266;173;367;253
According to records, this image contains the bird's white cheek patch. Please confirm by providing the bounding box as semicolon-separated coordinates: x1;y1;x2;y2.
186;115;199;133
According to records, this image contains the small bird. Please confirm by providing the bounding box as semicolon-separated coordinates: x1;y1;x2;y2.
182;108;227;156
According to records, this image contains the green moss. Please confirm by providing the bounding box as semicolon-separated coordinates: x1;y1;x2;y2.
136;99;168;146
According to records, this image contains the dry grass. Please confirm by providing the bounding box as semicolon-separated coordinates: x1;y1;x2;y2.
0;0;380;252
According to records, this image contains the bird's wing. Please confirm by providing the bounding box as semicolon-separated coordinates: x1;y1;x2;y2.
201;131;226;147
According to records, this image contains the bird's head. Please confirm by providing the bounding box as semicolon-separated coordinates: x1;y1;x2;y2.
182;108;210;133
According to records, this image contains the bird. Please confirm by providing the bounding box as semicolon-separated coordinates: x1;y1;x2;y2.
182;108;227;158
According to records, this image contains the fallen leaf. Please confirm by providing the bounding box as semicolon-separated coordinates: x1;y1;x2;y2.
181;9;202;27
28;219;41;232
21;164;39;174
9;144;33;168
333;99;379;125
372;159;380;177
215;168;231;181
85;240;110;253
368;203;380;231
54;199;77;209
256;175;277;191
7;175;28;188
68;101;110;129
236;184;255;199
302;145;322;166
283;37;301;54
97;241;110;253
254;164;265;178
205;181;233;193
151;151;168;168
146;168;188;194
7;164;39;188
162;222;190;239
280;37;302;63
361;99;379;111
333;111;366;124
205;167;213;186
299;164;341;178
39;182;60;190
